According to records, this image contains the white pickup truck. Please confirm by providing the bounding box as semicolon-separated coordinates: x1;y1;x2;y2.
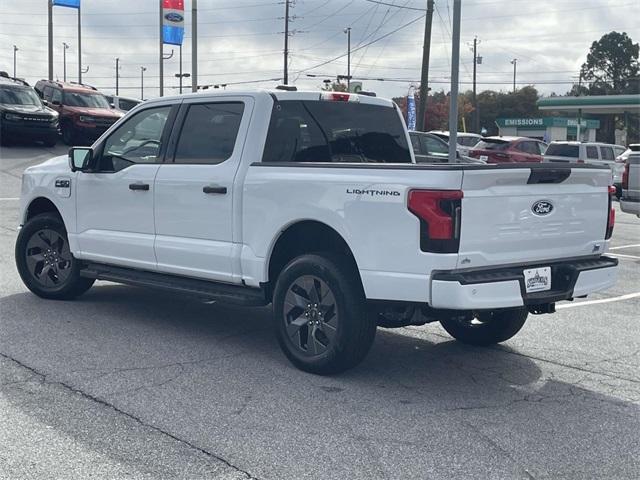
15;89;618;374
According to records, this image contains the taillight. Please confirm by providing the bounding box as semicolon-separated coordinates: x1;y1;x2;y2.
319;92;359;102
408;190;463;253
622;162;629;189
606;185;616;240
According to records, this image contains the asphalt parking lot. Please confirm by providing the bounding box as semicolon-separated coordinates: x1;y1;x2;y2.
1;144;639;480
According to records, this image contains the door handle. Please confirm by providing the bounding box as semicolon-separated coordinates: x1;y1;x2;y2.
203;185;227;195
129;183;150;191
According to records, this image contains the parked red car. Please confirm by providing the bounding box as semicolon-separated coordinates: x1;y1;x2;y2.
469;136;548;163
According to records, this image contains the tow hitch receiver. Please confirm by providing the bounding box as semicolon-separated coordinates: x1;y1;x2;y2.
528;303;556;315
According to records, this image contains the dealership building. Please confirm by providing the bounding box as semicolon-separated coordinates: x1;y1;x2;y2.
495;117;600;142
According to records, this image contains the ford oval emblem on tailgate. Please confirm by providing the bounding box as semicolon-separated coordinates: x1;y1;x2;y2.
532;200;554;216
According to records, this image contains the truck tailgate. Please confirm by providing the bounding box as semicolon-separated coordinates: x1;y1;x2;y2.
458;166;611;269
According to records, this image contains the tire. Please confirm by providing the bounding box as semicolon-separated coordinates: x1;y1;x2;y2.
42;135;57;147
61;123;76;146
272;253;376;375
15;213;94;300
440;307;528;346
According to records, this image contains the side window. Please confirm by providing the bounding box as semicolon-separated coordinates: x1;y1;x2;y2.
99;106;172;172
586;146;599;159
600;146;614;161
51;88;62;104
43;86;53;102
174;102;245;165
410;135;422;154
422;136;448;156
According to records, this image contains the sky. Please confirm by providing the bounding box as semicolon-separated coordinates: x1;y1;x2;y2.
0;0;638;100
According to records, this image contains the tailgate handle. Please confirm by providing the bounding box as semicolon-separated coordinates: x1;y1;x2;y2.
527;168;571;184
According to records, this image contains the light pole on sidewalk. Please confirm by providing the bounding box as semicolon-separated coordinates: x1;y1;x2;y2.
63;43;69;82
344;27;351;91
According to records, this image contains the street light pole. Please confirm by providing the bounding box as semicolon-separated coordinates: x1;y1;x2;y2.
344;27;351;91
141;66;146;100
447;0;462;163
77;1;82;84
63;43;69;82
192;0;198;92
115;57;120;96
12;45;18;79
283;0;290;84
179;44;183;94
511;58;517;93
159;0;164;96
48;0;53;81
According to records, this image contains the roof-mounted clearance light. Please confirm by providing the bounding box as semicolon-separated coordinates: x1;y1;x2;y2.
320;92;360;102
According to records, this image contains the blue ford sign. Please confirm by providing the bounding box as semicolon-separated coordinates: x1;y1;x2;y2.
165;12;184;23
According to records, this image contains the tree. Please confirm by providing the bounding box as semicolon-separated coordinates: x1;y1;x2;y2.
580;31;639;94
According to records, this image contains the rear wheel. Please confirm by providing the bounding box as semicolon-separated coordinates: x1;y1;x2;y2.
15;213;94;300
440;308;528;346
273;253;376;375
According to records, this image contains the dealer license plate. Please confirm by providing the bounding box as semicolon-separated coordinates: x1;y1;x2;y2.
524;267;551;293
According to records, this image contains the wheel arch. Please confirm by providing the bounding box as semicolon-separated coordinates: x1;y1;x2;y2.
24;196;63;224
265;220;362;299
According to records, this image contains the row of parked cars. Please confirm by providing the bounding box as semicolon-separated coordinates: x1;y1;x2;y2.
0;71;140;147
409;128;637;199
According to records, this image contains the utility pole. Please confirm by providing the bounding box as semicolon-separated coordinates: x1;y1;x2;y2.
447;0;462;163
417;0;434;132
77;1;82;83
192;0;198;92
115;58;120;96
12;45;18;79
141;66;146;100
344;27;351;91
48;0;53;81
511;58;517;93
283;0;290;84
179;45;183;93
63;43;69;82
471;36;480;133
159;0;164;96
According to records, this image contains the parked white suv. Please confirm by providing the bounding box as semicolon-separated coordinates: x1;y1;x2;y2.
620;151;640;217
429;130;483;156
15;89;618;374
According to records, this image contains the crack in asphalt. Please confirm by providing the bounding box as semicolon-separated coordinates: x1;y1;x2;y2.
0;351;261;480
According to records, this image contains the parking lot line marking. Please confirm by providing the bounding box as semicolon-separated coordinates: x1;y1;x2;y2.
609;244;640;250
557;292;640;309
0;198;19;201
609;253;640;260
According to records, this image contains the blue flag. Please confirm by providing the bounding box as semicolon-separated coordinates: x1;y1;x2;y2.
163;0;185;46
52;0;80;8
407;93;416;131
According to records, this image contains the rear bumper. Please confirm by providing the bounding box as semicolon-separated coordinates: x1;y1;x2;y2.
620;196;640;216
430;256;618;310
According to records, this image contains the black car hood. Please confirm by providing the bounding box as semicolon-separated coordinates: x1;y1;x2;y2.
0;103;56;116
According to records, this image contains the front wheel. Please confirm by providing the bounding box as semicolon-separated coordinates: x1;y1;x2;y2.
15;213;94;300
440;307;528;346
272;253;376;375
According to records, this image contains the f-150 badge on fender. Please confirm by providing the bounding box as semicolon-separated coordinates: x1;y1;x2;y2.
532;200;554;216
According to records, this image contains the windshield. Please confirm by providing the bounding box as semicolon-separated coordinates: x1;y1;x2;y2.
63;91;110;108
545;144;579;158
0;86;42;106
475;139;509;151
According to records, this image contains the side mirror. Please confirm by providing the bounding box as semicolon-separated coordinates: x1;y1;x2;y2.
42;100;50;107
110;103;116;109
69;147;92;172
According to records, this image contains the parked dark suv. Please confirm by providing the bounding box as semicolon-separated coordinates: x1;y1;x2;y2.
0;72;59;146
34;80;123;145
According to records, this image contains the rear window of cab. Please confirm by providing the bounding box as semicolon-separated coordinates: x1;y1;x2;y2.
262;100;411;164
545;144;579;157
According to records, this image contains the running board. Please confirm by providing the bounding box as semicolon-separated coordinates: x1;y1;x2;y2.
80;263;267;306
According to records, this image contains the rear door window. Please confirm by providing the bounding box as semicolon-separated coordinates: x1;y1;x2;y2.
51;88;62;104
600;146;615;161
422;136;448;157
262;100;411;163
174;102;245;165
409;134;422;154
475;140;509;151
586;146;599;159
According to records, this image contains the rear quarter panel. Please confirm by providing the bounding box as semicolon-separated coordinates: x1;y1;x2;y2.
241;164;463;302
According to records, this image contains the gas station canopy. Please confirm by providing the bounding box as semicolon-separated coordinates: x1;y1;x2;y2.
537;94;640;114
